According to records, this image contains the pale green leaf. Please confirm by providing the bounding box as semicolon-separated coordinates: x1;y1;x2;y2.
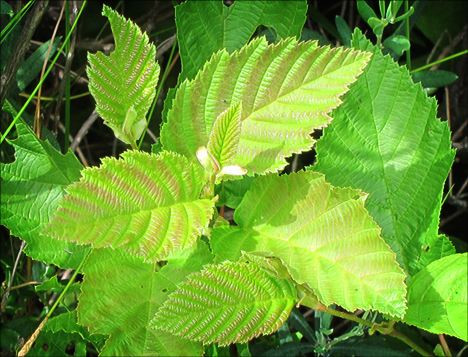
152;259;297;346
207;101;242;168
176;0;307;82
314;29;455;277
403;253;467;341
161;37;371;176
43;151;214;263
0;122;89;269
211;170;407;317
87;5;160;146
78;242;212;356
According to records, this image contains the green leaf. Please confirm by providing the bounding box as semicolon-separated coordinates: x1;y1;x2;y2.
35;276;80;294
176;0;307;82
78;242;212;356
10;38;62;97
357;1;377;22
411;70;458;89
207;101;242;168
27;312;103;357
211;170;407;317
87;5;160;147
161;37;371;176
314;29;456;277
335;15;352;47
44;150;215;263
0;122;88;269
403;253;467;341
215;175;256;209
382;35;410;56
152;258;297;346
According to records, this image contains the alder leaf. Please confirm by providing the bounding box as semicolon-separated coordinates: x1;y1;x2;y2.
403;253;467;341
78;242;212;356
314;29;456;277
211;170;407;317
207;101;242;168
0;122;88;269
152;258;297;346
87;5;160;147
175;0;307;82
44;151;214;263
161;37;371;176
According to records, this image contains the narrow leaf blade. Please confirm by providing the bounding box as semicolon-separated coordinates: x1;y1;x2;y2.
152;259;297;346
44;151;214;262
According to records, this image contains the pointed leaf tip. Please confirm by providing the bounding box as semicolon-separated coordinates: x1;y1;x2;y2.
87;5;160;146
162;37;371;176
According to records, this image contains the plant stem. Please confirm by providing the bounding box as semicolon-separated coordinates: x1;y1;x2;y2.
410;50;468;73
1;0;87;144
405;0;411;71
299;286;434;356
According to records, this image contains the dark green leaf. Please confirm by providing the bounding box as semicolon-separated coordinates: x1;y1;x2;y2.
335;15;352;46
357;1;377;22
412;70;458;88
383;35;410;56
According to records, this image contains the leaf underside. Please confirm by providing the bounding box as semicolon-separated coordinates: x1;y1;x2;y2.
152;259;297;346
314;29;455;276
161;36;372;176
211;170;407;317
87;5;160;145
43;151;214;263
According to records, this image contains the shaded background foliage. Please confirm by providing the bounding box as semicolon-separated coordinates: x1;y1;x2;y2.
1;0;467;356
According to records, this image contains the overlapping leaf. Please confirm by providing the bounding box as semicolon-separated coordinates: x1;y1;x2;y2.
211;170;407;317
43;151;214;263
87;5;160;146
0;122;88;269
152;258;297;346
161;36;371;176
314;29;456;276
207;101;242;168
78;242;212;356
403;253;467;341
175;0;307;82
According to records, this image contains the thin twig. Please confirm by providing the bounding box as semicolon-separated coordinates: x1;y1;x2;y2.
70;109;99;152
57;120;89;166
0;1;49;110
34;2;65;139
54;0;79;135
1;241;26;313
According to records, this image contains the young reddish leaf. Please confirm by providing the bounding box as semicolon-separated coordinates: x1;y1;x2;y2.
44;151;214;262
152;259;297;346
161;37;371;176
87;5;160;147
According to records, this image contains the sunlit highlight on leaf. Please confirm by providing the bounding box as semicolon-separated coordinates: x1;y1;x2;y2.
152;259;297;346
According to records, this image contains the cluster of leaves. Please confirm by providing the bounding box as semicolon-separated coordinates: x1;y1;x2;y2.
1;1;467;356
